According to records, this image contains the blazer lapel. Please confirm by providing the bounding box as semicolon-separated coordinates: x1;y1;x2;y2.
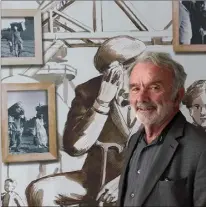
118;127;143;206
137;112;186;206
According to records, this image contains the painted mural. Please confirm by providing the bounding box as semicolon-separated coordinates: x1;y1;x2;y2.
1;1;206;207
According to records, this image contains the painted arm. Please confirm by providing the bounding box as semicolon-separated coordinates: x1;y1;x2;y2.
63;61;123;156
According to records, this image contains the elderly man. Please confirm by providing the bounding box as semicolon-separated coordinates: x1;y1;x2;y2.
183;80;206;131
26;35;146;206
118;51;206;207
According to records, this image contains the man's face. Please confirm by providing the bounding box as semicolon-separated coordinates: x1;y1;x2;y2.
129;62;179;126
4;181;14;192
189;92;206;128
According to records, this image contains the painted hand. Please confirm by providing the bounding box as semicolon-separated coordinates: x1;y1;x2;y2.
96;175;120;204
97;61;123;106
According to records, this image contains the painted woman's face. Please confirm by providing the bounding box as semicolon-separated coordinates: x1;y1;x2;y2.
189;92;206;128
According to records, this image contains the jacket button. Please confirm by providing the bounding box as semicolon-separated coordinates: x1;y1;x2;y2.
130;193;135;198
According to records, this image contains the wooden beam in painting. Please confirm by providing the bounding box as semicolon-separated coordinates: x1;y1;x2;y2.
36;0;42;5
42;0;76;24
39;0;56;12
53;9;93;32
114;0;148;31
92;0;103;32
121;1;154;31
163;20;172;30
43;31;172;40
54;19;95;44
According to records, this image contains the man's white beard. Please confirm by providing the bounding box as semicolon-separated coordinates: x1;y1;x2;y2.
135;103;174;126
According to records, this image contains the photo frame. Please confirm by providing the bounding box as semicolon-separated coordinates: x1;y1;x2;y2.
1;83;57;163
1;9;43;65
173;1;206;52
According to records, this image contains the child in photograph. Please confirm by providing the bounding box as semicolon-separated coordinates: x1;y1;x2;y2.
1;179;25;207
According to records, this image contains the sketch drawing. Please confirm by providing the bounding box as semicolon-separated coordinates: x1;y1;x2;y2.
25;35;146;206
1;178;25;207
182;80;206;130
7;92;49;155
1;17;35;57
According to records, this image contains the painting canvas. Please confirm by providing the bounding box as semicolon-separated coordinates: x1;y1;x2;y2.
1;9;43;65
173;1;206;52
1;83;57;163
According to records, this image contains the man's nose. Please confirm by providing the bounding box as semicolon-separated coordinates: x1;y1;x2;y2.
201;106;206;116
137;90;149;102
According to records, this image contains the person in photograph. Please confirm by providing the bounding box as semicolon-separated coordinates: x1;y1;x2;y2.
189;0;206;44
179;1;193;44
117;51;206;207
11;25;23;57
6;29;14;54
8;102;25;152
8;116;16;150
182;80;206;131
33;111;48;148
1;178;25;207
25;35;146;206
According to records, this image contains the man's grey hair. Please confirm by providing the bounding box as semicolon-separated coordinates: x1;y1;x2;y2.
128;51;187;98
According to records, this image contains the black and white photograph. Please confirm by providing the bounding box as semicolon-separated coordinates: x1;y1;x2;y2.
7;91;49;154
1;9;43;65
173;0;206;52
1;17;35;58
1;83;57;163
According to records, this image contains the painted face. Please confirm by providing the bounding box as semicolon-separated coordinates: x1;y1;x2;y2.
4;181;14;192
189;92;206;128
129;62;178;126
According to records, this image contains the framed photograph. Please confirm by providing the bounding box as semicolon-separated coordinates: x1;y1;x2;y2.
1;9;43;65
1;83;57;163
173;1;206;52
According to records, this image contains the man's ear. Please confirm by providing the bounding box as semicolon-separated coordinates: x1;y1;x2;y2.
175;88;185;103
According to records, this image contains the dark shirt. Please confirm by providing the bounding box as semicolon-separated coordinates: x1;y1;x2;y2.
123;113;180;206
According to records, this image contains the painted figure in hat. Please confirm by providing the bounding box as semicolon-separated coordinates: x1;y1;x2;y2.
182;80;206;130
8;102;25;153
26;35;146;206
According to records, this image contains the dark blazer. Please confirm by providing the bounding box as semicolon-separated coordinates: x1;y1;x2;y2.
118;111;206;207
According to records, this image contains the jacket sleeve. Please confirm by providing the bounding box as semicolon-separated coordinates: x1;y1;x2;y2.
63;84;110;157
193;149;206;206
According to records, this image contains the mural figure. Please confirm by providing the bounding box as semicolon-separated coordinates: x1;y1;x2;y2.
33;105;48;149
182;80;206;130
8;102;25;153
25;35;146;206
1;178;25;207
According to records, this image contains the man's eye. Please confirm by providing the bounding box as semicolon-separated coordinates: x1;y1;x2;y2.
150;85;160;90
131;87;139;92
193;104;200;110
